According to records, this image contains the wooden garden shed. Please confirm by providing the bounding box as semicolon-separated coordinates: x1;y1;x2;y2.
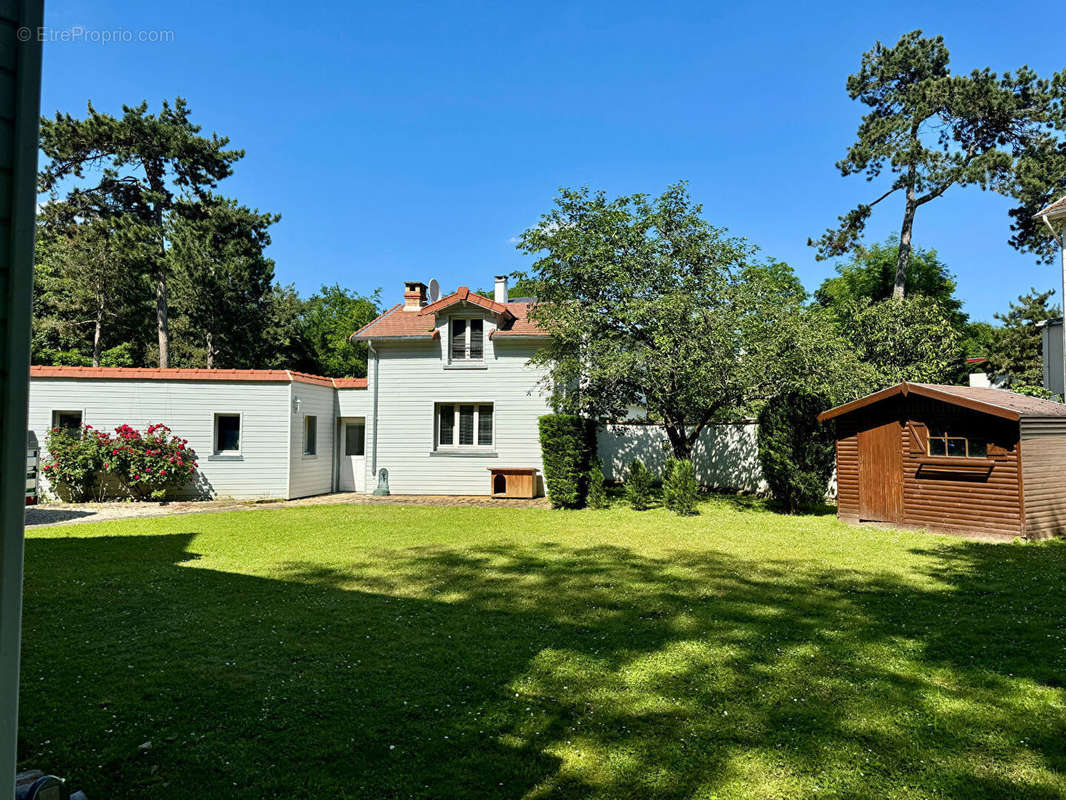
818;382;1066;538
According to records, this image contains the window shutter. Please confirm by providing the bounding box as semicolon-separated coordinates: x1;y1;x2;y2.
458;405;475;445
469;319;483;359
451;319;466;361
906;422;928;455
439;405;455;446
478;404;493;446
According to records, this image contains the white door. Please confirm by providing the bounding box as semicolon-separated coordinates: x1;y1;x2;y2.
339;419;366;492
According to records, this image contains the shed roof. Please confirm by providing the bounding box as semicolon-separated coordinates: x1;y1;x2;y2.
818;382;1066;422
29;366;367;389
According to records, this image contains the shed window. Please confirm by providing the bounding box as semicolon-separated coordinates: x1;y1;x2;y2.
928;430;986;458
214;414;241;454
436;403;493;449
304;415;317;456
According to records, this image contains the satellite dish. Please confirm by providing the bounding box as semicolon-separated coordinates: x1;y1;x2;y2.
428;278;441;303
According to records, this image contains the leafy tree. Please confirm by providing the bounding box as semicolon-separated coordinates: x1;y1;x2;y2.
757;392;835;513
811;30;1066;296
520;183;874;460
298;284;381;377
39;98;243;367
625;459;653;511
837;296;964;385
985;289;1060;386
815;238;964;328
169;196;281;369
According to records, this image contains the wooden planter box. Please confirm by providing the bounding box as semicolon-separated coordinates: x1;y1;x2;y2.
487;467;538;498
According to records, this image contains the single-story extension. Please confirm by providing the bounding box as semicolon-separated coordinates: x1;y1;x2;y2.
819;382;1066;538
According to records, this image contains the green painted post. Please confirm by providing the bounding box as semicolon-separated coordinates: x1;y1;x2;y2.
0;1;43;795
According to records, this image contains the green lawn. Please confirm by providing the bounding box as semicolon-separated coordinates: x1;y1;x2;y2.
17;498;1066;799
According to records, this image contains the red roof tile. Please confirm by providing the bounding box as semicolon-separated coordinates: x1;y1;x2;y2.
350;304;439;340
419;286;511;317
353;290;547;341
29;365;367;389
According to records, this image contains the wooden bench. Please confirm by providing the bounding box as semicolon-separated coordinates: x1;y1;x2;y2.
487;467;539;498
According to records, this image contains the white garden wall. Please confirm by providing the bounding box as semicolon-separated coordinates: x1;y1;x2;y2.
597;422;767;494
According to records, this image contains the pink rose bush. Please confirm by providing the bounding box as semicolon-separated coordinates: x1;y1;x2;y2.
43;423;198;502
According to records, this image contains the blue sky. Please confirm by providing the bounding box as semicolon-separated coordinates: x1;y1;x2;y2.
38;0;1063;322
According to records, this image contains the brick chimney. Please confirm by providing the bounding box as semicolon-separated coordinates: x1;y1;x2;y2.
403;281;427;311
494;275;508;304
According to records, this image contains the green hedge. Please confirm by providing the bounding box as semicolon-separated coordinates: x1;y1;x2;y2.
625;458;654;511
663;457;699;515
538;414;596;508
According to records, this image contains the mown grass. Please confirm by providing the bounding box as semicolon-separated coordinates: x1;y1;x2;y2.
17;496;1066;799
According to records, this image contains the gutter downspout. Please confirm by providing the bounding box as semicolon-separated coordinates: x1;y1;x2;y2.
369;341;380;493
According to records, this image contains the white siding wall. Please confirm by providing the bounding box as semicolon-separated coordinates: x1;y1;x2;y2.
288;381;337;498
368;318;551;495
28;378;292;499
597;423;767;494
336;388;371;418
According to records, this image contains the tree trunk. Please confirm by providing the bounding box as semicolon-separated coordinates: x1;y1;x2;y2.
92;306;103;368
206;331;214;370
894;193;916;300
156;269;169;367
665;423;691;460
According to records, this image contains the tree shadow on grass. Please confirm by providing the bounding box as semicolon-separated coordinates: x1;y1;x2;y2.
17;532;1066;799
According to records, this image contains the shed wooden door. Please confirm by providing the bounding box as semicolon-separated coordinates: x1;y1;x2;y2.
857;420;903;522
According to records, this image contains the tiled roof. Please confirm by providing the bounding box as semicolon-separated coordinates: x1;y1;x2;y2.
1035;194;1066;219
29;366;367;389
353;290;548;341
819;381;1066;422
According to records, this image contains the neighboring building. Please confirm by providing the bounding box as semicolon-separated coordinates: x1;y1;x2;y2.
820;382;1066;538
1040;317;1064;397
29;367;369;500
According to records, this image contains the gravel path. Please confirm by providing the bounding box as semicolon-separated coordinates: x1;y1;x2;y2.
25;492;550;528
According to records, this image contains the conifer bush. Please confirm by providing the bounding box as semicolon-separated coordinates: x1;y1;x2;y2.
625;458;654;510
663;457;699;515
538;414;596;508
586;460;609;509
757;391;835;513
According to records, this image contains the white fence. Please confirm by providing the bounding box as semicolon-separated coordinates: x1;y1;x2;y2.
596;422;767;494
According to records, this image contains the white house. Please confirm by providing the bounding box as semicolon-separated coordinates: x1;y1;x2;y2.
27;275;765;500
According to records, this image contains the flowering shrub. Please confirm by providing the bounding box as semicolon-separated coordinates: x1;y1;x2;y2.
42;423;198;502
107;424;199;501
42;425;111;501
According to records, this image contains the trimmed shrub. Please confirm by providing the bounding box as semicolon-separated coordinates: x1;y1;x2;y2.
539;414;596;508
42;424;111;501
663;457;699;515
625;458;654;510
757;390;834;513
586;460;609;509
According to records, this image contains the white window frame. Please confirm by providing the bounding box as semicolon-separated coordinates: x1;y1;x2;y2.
449;317;485;363
435;402;494;450
51;410;83;431
213;412;243;456
304;415;318;457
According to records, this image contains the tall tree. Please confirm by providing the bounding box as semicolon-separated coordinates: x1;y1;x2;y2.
298;284;381;377
985;289;1060;386
168;196;281;369
33;199;151;366
811;31;1066;297
38;98;243;366
519;183;873;460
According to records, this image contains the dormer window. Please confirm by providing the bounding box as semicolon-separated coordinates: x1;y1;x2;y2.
450;318;484;361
